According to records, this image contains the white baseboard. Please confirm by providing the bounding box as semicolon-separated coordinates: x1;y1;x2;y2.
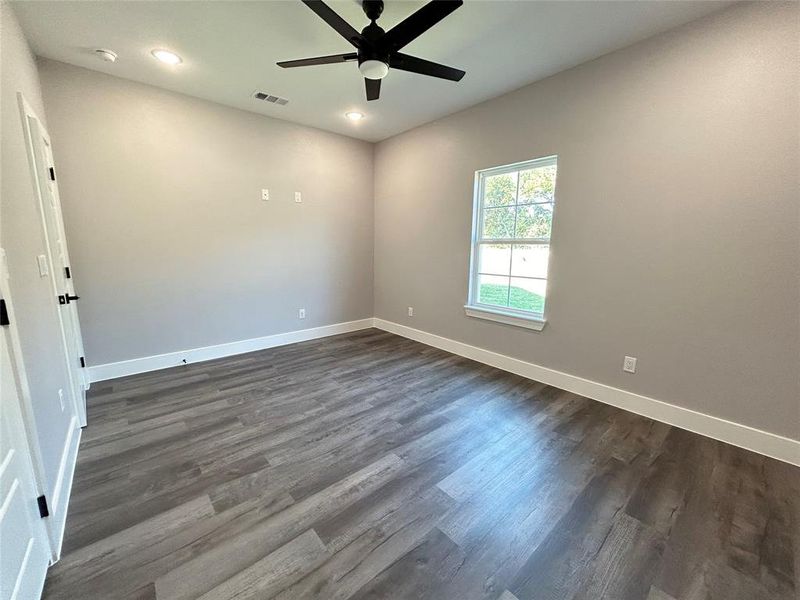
87;316;799;466
47;417;81;561
373;318;800;467
88;318;374;382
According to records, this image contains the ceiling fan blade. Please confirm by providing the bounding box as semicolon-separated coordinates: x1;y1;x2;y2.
365;78;381;101
277;53;358;68
382;1;463;51
301;0;362;48
389;53;465;82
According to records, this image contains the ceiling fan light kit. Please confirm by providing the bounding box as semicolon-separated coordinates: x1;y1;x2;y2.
278;0;466;101
359;59;389;80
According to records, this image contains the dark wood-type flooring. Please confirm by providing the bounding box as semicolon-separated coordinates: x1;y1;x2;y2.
43;329;798;600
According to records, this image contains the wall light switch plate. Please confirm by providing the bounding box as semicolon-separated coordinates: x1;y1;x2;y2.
298;308;306;319
58;388;65;411
294;192;302;203
261;188;269;201
407;307;414;317
37;254;49;277
623;356;637;373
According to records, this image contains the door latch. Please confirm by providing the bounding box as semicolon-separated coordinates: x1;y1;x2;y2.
58;294;80;305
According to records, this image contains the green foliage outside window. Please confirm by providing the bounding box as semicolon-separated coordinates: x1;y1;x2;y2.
481;166;555;239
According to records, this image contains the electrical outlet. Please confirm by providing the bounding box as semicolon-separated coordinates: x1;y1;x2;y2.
58;388;65;411
261;188;269;201
623;356;637;373
294;191;302;203
298;308;306;319
407;307;414;317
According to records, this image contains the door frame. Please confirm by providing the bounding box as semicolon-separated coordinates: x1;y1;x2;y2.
0;248;58;565
17;92;88;427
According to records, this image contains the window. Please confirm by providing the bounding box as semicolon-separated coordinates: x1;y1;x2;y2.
465;156;557;331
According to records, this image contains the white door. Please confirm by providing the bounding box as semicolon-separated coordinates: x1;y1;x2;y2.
19;96;88;426
1;258;52;600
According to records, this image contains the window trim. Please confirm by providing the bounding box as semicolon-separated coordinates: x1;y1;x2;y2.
466;155;557;331
463;304;547;331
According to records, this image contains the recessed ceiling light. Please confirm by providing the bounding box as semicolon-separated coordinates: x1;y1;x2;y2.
94;49;117;63
151;49;182;65
345;111;364;121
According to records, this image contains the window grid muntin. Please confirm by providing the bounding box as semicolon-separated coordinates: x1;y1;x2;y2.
478;200;554;210
477;273;547;281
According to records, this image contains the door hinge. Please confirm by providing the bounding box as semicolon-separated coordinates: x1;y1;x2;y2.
0;299;9;326
80;356;86;368
65;266;71;279
49;167;56;181
37;495;49;518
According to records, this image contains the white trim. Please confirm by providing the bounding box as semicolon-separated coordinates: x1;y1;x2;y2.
464;305;546;331
86;315;800;465
49;417;77;519
48;417;80;561
373;318;800;467
88;319;375;382
479;154;558;178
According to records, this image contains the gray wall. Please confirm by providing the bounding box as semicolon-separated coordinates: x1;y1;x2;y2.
1;2;75;490
373;2;800;440
38;60;374;366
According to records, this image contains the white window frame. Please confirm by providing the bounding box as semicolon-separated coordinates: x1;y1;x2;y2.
465;155;558;331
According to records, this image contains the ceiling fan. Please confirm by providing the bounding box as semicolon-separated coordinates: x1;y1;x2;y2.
277;0;465;101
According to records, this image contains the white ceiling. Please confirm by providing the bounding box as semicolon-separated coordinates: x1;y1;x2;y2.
13;0;732;142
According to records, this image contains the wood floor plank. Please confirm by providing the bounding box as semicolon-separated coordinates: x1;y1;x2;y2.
44;495;216;597
347;528;467;600
42;329;798;600
70;494;297;599
154;453;406;600
426;430;634;599
197;529;329;600
571;512;665;600
646;587;678;600
273;487;453;600
509;458;651;600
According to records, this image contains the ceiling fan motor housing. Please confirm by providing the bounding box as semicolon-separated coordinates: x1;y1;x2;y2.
358;21;389;78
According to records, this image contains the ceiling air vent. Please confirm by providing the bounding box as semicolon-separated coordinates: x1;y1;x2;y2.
253;91;288;105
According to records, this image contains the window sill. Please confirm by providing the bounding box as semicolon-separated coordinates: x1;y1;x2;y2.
464;305;546;331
